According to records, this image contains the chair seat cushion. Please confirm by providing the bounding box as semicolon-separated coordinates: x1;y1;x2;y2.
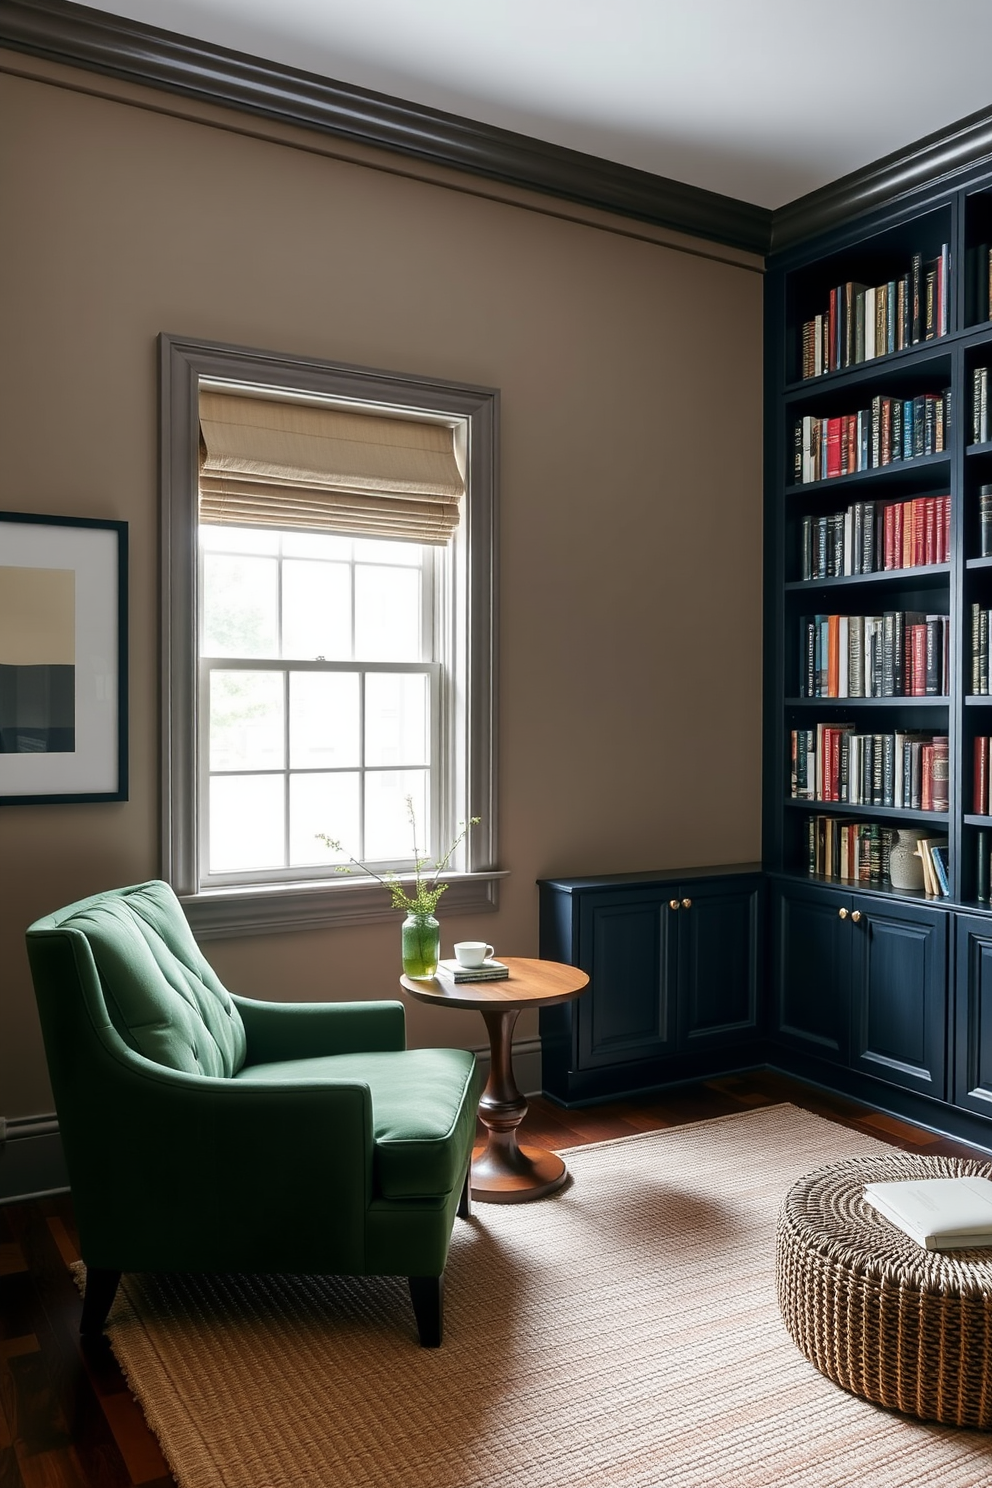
235;1047;477;1200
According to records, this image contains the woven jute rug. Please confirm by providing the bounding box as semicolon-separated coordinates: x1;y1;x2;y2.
90;1104;992;1487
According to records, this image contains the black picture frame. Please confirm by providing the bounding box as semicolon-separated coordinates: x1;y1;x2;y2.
0;511;128;805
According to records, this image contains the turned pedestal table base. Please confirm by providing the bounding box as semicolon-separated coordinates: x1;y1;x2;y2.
400;956;589;1203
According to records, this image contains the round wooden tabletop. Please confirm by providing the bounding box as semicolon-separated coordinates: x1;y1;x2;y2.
400;955;588;1012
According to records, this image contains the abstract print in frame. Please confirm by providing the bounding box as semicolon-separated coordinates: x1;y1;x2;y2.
0;512;127;804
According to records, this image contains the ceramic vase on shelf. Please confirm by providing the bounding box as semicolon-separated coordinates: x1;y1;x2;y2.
401;912;440;979
888;829;926;891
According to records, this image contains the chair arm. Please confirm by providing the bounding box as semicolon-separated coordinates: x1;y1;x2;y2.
232;996;406;1064
68;1045;379;1274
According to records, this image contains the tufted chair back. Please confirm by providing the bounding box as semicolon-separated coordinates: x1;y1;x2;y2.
38;879;246;1077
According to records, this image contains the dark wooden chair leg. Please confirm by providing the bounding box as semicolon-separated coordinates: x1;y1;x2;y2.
457;1169;472;1220
80;1268;121;1335
408;1273;444;1347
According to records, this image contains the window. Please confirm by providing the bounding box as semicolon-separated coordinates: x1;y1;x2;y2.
161;336;499;937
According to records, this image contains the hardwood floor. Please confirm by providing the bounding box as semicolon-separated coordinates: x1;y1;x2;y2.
1;1070;988;1487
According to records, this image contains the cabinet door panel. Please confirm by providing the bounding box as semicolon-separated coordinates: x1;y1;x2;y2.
851;902;946;1098
771;882;849;1062
679;880;761;1048
954;914;992;1117
577;893;676;1069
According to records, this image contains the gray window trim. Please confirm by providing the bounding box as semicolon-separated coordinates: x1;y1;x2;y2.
159;333;501;939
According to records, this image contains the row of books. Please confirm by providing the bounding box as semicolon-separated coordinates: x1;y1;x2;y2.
799;612;949;698
799;250;950;380
970;605;992;693
805;816;892;884
793;392;950;484
804;815;949;894
791;728;948;811
799;495;950;580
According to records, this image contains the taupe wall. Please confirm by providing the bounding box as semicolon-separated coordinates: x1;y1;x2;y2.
0;57;764;1119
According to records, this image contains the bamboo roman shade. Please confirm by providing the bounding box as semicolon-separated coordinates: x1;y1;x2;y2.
198;391;464;544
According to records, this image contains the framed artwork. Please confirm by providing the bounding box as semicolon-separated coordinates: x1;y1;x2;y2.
0;512;128;804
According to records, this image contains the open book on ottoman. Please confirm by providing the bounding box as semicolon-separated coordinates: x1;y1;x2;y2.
864;1175;992;1250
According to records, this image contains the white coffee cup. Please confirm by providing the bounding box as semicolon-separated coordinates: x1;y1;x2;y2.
454;940;495;969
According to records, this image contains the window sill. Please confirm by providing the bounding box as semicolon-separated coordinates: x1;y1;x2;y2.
180;870;508;940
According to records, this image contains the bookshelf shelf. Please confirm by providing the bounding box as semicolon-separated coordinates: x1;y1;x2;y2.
785;565;950;594
785;452;951;497
785;696;948;708
783;799;949;825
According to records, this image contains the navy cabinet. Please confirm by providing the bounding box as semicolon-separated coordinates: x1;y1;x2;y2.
771;879;947;1100
539;867;763;1104
771;879;850;1064
954;914;992;1118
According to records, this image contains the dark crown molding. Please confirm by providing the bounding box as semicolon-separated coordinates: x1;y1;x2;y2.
772;102;992;254
0;0;770;255
7;0;992;261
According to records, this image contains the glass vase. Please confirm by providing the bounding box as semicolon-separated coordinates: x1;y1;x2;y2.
401;912;440;979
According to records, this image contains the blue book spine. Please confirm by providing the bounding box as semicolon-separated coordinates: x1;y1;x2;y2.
932;846;950;897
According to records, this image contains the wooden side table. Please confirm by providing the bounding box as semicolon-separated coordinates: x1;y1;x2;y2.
401;956;589;1203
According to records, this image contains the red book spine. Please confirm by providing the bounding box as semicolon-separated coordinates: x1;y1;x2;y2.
821;730;831;802
827;614;840;698
884;504;895;568
828;288;838;372
910;625;927;696
924;497;936;565
914;502;925;567
826;418;842;478
977;737;990;815
943;495;951;562
922;744;934;811
904;500;916;568
892;502;904;569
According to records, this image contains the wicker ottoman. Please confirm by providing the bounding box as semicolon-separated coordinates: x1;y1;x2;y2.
777;1152;992;1429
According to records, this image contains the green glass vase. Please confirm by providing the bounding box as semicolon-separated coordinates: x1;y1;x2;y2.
401;912;440;979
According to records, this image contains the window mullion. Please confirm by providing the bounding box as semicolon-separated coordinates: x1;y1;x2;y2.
358;668;366;862
283;668;291;870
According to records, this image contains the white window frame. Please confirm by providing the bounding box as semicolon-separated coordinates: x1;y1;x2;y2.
160;334;501;938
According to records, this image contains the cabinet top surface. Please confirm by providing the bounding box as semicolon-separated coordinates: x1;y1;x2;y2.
538;863;763;893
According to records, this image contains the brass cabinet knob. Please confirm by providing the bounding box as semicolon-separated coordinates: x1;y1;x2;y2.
851;910;862;923
838;907;849;920
681;898;692;909
669;899;680;911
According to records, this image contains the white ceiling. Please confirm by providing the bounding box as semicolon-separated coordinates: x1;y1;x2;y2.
93;0;992;210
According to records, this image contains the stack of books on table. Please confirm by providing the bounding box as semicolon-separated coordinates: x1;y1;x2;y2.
864;1176;992;1251
437;958;509;983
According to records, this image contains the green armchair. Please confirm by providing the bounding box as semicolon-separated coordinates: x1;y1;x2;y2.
25;879;480;1346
